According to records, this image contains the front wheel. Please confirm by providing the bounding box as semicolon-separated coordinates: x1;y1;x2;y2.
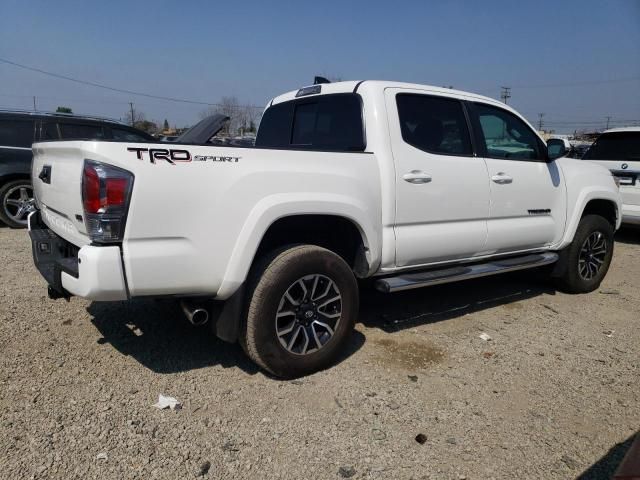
242;245;359;378
0;180;36;228
554;214;614;293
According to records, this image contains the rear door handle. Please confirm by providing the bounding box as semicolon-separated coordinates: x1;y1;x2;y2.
403;170;432;184
491;172;513;184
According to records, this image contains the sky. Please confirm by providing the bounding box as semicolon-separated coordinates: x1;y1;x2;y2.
1;0;639;133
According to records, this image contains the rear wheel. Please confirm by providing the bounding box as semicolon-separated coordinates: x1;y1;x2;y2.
0;180;36;228
242;245;358;378
554;214;614;293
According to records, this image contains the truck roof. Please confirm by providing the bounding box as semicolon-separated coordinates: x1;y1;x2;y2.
270;80;508;110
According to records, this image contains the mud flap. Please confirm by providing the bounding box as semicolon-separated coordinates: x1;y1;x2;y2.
213;284;245;343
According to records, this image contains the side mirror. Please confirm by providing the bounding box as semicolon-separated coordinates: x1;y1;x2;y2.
547;138;568;160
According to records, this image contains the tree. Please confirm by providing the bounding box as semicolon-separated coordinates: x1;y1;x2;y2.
124;106;144;127
199;97;262;136
163;119;169;130
134;120;158;134
56;106;72;113
199;96;238;135
123;107;157;134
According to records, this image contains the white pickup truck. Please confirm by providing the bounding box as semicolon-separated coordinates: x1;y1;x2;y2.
29;80;622;377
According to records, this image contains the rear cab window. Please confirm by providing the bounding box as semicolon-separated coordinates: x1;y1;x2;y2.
0;118;35;148
582;132;640;161
256;93;365;151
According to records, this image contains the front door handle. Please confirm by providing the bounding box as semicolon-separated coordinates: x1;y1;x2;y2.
491;172;513;184
403;170;432;184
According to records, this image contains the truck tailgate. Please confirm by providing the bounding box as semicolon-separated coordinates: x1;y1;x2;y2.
31;141;91;246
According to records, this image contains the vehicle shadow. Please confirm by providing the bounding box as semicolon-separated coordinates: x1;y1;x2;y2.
86;299;365;377
615;226;640;246
577;431;637;480
358;269;556;332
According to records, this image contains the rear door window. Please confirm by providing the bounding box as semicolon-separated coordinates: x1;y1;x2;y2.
582;132;640;161
396;94;473;155
59;123;106;140
256;93;365;151
0;119;35;148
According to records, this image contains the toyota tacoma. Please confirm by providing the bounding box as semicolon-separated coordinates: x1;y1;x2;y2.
28;80;622;377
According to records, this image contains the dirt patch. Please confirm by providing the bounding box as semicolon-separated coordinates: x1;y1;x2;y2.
370;336;444;369
1;226;639;479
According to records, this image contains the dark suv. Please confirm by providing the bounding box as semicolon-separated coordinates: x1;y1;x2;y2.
0;110;154;228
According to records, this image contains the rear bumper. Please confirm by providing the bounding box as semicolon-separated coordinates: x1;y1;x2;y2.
622;204;640;225
28;211;128;301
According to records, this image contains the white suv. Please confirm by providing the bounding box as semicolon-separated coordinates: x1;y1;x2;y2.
583;127;640;225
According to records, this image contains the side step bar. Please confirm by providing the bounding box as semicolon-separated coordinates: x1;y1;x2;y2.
375;252;559;293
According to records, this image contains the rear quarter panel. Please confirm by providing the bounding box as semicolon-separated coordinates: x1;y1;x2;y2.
73;142;383;299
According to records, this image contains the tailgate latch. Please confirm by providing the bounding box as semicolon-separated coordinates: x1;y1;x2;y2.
38;165;52;184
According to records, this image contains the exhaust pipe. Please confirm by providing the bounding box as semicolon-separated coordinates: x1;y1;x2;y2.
180;300;209;326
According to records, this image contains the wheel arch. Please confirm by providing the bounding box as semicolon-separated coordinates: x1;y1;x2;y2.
557;189;621;250
255;214;369;270
212;210;376;344
580;198;618;227
215;198;380;301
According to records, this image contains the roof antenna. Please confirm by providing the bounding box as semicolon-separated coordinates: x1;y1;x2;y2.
314;76;331;85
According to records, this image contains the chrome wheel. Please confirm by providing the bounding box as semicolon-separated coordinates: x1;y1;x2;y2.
275;274;342;355
578;231;607;280
2;184;36;226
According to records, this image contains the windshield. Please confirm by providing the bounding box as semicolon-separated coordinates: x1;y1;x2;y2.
582;132;640;161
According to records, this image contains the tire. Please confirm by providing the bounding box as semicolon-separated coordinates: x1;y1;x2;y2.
0;179;35;228
554;214;614;293
242;245;359;378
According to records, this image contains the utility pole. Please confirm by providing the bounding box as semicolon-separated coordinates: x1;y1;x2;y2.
33;96;36;111
605;116;611;129
537;113;545;131
129;102;135;127
500;86;511;104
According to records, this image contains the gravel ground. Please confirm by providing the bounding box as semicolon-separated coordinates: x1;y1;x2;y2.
1;225;638;479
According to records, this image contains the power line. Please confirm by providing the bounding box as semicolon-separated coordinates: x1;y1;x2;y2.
541;120;639;125
0;57;264;109
511;76;640;89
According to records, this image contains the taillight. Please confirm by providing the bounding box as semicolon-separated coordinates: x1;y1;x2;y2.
82;160;134;243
